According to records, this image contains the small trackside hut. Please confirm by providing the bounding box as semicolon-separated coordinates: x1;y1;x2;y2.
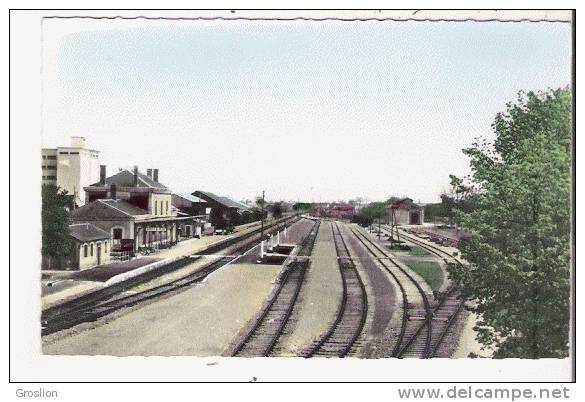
385;198;425;226
68;223;112;270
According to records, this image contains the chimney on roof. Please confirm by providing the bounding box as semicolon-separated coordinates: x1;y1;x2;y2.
133;165;139;187
100;165;106;186
153;169;159;183
110;184;117;200
147;168;153;178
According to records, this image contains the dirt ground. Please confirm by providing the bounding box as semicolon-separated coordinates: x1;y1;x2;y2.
450;311;495;358
41;281;103;310
42;219;312;357
42;262;282;356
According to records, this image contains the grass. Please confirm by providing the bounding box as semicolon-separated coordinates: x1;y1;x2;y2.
402;260;444;291
389;245;431;257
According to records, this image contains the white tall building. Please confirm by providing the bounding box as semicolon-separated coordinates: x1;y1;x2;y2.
41;136;100;206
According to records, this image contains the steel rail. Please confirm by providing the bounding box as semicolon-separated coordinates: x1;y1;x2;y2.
350;227;433;358
305;222;368;358
42;215;302;336
379;225;467;358
232;220;320;357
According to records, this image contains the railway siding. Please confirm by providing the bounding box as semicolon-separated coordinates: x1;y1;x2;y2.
304;222;368;358
269;221;344;356
342;223;400;358
41;215;302;337
377;225;467;358
230;220;321;357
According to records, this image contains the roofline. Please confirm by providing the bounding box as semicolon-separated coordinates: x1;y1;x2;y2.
96;199;150;217
85;168;167;190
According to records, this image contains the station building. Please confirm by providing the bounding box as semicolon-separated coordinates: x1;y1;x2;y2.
41;136;100;206
70;166;197;254
192;190;251;229
171;192;211;239
385;198;425;225
68;223;112;270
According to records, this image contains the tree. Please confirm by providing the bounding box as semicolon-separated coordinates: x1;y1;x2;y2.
352;202;386;227
269;202;284;219
423;202;442;223
293;202;312;211
42;185;74;269
255;195;267;221
438;175;477;224
386;195;403;204
255;196;266;208
448;88;571;358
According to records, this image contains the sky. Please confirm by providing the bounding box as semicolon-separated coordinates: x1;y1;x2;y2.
41;19;572;203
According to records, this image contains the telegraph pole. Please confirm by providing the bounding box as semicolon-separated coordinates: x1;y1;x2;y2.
260;190;265;239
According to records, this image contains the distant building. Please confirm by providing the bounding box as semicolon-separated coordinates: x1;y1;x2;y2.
327;203;355;219
311;202;328;217
41;136;100;206
71;166;195;253
192;190;251;229
172;192;210;217
68;223;112;270
385;198;424;225
312;202;355;219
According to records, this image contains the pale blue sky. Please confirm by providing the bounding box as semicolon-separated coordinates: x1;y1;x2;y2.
42;20;572;203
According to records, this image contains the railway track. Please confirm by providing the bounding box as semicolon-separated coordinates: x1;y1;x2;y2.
386;225;467;357
383;225;462;265
378;225;467;358
304;222;368;358
232;220;321;357
350;227;432;358
41;215;301;337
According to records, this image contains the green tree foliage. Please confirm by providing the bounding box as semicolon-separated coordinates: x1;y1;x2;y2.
293;202;313;211
269;202;284;219
255;196;266;208
385;196;403;204
438;175;478;224
353;202;386;227
423;203;442;222
448;88;571;358
42;185;74;266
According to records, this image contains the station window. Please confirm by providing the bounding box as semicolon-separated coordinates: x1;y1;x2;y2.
90;243;94;257
166;201;169;215
105;242;108;253
83;244;88;257
154;201;158;215
47;155;57;160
